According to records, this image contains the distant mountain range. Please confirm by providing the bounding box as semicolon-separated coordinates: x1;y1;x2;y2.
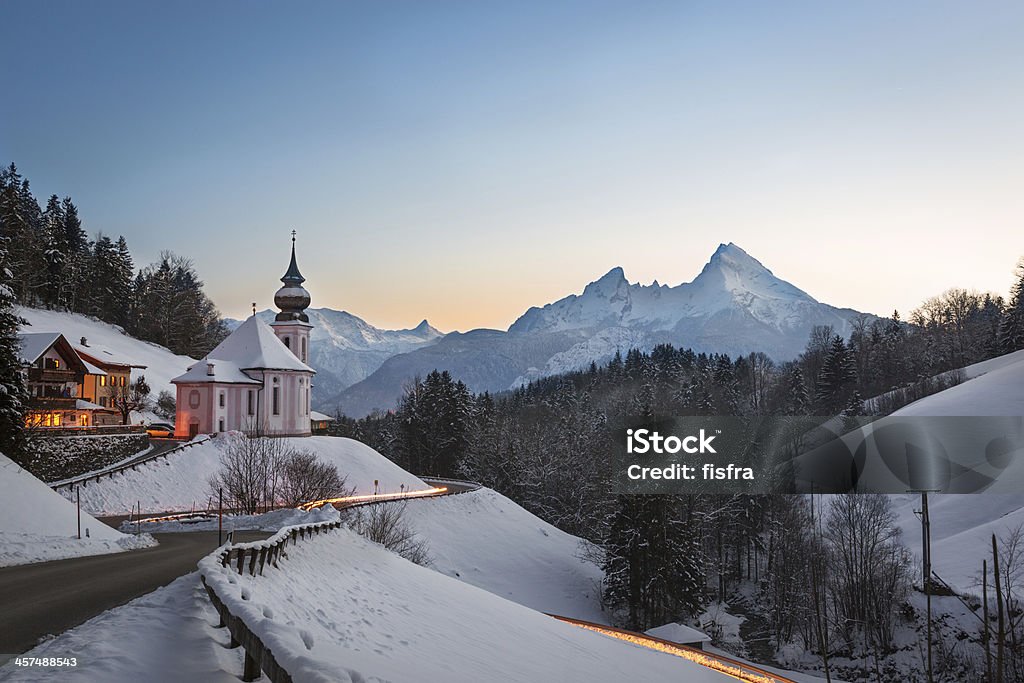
223;309;444;404
234;243;872;416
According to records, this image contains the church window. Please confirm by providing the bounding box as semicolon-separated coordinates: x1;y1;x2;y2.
247;390;254;416
218;418;225;432
272;387;280;415
189;390;200;409
284;337;290;348
301;337;307;362
219;392;225;408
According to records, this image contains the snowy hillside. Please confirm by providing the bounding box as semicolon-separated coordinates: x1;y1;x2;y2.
64;436;427;516
17;307;195;399
886;349;1024;591
396;487;606;622
893;348;1024;416
0;453;153;567
199;525;731;682
331;243;872;416
226;308;444;405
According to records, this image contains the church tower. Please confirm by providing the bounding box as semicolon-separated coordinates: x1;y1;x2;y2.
271;231;313;364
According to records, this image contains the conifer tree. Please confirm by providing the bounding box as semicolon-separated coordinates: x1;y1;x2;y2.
0;233;27;459
1000;259;1024;353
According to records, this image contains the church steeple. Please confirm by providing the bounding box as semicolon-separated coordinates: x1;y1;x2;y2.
274;231;311;322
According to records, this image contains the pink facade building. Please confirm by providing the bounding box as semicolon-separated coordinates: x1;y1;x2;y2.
172;237;315;438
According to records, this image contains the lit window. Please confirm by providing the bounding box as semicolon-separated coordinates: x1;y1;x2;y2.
54;359;60;369
100;376;106;387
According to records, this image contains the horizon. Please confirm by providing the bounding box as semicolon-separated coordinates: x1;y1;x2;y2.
2;1;1022;331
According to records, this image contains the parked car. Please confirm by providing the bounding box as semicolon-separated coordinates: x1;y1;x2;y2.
146;422;175;438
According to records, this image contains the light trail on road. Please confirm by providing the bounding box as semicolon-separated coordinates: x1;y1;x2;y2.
550;615;794;683
297;486;448;510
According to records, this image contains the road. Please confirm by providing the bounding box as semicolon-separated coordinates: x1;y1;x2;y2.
0;531;269;660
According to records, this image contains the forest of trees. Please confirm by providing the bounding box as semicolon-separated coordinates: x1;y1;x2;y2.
0;163;227;358
329;261;1024;679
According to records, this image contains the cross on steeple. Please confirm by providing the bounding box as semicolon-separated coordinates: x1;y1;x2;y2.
291;229;296;243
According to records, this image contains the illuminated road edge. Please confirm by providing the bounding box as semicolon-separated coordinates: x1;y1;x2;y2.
549;615;790;683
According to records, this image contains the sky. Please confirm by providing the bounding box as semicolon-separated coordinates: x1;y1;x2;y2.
1;1;1022;332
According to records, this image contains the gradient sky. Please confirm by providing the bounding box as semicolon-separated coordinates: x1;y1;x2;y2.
2;1;1022;331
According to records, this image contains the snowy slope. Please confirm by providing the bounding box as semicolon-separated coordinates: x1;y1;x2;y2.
64;436;427;516
887;349;1024;591
893;348;1024;416
199;526;731;683
0;453;153;567
332;243;872;415
17;307;195;399
396;487;606;622
226;308;444;404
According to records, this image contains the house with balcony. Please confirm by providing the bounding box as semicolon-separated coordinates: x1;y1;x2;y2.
18;332;121;428
73;336;146;410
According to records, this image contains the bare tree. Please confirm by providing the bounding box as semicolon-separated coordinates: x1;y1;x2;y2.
111;375;151;425
278;449;352;507
345;501;430;565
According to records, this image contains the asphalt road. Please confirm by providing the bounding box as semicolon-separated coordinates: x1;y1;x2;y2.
0;531;269;659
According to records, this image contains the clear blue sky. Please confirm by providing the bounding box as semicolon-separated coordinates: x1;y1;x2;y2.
2;1;1022;330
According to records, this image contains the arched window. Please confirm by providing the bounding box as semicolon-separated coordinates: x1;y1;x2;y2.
189;390;201;409
283;337;291;349
301;337;307;362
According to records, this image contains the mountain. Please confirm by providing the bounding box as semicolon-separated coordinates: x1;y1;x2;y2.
224;308;444;406
329;243;873;416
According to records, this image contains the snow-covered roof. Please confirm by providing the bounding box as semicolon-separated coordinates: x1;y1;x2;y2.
644;622;710;644
79;357;108;376
171;359;262;385
74;343;146;370
18;332;62;364
310;410;336;422
76;399;115;412
206;316;314;373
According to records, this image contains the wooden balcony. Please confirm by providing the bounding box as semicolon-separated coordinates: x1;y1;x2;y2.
27;367;81;383
30;396;78;410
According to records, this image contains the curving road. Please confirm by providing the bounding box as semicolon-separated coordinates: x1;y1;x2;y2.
0;531;269;661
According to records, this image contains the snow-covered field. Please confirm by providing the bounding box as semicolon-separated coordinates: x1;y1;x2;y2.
63;435;427;517
386;487;606;623
18;306;195;400
0;573;244;682
0;453;155;567
199;525;732;682
885;348;1024;591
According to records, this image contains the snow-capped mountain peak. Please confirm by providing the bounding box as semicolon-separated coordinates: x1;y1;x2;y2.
692;242;815;304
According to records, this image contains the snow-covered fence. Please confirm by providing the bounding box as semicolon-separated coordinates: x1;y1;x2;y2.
50;435;213;493
200;519;343;682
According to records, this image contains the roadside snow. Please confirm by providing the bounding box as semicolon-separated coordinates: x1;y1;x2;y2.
0;453;155;567
63;436;426;516
0;573;243;682
393;487;607;623
131;504;340;534
198;525;732;682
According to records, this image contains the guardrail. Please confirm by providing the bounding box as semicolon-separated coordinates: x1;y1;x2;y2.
51;435;214;492
198;479;483;682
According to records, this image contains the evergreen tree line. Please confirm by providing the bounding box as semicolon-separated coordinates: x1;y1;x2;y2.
0;163;227;358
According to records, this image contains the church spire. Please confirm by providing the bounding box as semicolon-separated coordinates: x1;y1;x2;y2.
282;229;305;285
274;231;311;322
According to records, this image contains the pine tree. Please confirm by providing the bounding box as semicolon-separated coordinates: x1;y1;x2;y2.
0;232;27;459
815;335;856;414
782;365;810;415
1000;258;1024;353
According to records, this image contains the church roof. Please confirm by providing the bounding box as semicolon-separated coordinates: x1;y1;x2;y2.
171;358;262;385
207;315;314;373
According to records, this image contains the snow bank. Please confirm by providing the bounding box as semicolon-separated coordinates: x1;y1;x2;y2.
0;573;244;682
66;436;426;516
0;453;154;567
394;487;606;622
199;526;730;683
17;307;195;399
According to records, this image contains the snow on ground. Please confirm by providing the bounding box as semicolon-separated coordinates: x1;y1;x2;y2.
0;573;243;682
386;487;606;623
64;435;426;517
199;525;732;683
17;307;195;400
0;453;155;567
881;349;1024;591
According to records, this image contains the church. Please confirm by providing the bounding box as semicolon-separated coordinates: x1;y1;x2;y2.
172;235;315;438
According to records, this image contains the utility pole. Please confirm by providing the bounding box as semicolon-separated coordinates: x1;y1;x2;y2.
76;486;81;539
993;534;1005;683
910;489;939;683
